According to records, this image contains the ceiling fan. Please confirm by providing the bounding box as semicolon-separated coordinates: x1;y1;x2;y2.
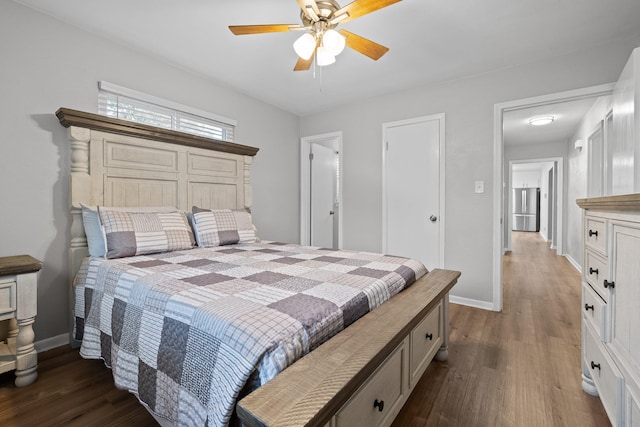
229;0;401;71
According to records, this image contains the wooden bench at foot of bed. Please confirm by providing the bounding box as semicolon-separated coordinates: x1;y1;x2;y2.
237;268;461;427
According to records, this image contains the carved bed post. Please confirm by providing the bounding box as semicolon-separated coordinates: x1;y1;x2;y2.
68;126;91;345
69;126;91;274
244;155;253;210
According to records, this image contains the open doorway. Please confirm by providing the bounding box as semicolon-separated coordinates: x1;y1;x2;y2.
300;132;343;249
506;159;562;253
492;83;615;311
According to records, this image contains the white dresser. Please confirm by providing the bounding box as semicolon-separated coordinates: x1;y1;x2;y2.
578;194;640;427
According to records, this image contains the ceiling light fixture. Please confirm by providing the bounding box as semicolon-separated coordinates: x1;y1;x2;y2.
293;26;346;67
316;45;336;66
323;29;346;56
293;33;317;60
528;116;555;126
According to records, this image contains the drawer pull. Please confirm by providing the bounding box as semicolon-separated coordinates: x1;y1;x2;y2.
374;399;384;412
588;229;598;237
426;333;433;340
604;280;615;289
584;304;594;312
589;267;599;275
590;361;601;371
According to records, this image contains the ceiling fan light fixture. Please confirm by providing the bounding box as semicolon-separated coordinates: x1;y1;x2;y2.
294;33;316;60
316;46;336;66
528;116;555;126
323;29;346;56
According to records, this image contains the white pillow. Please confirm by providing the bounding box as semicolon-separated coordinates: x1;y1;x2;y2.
81;204;107;258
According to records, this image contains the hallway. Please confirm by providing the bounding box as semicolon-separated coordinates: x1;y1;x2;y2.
392;231;610;426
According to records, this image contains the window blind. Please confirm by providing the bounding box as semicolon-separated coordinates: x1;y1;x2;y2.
98;82;235;142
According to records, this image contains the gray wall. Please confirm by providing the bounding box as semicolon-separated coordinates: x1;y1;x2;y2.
0;1;300;344
300;40;640;307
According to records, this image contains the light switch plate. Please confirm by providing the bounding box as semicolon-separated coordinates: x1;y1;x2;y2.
475;180;484;194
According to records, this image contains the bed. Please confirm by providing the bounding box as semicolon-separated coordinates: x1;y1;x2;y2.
57;108;460;427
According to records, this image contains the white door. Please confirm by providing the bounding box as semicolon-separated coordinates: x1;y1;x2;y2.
383;115;444;270
310;142;337;248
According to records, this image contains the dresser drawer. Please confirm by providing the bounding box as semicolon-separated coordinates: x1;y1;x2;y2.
583;282;608;342
409;301;442;387
335;340;407;427
585;323;623;426
0;278;17;319
586;217;607;254
584;250;609;301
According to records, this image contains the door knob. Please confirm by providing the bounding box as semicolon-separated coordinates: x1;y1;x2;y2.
429;215;438;222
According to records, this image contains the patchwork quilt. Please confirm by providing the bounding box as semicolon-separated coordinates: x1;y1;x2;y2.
74;242;427;426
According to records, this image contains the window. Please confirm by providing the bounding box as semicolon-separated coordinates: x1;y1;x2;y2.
98;81;236;142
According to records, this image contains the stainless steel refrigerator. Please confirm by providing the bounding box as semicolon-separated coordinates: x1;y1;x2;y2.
512;188;540;232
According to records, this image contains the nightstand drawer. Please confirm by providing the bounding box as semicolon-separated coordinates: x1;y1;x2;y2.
584;250;609;301
0;279;17;319
583;282;607;342
586;217;607;255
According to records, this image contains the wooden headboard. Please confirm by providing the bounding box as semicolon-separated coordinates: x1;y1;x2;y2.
56;108;259;280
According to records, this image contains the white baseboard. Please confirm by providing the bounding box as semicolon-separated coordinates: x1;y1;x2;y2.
450;295;496;311
564;254;581;273
35;333;70;353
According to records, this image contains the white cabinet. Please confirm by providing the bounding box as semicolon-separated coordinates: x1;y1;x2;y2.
512;170;540;189
578;195;640;426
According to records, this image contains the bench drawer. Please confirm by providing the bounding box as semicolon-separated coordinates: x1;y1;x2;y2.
335;340;407;427
409;301;442;387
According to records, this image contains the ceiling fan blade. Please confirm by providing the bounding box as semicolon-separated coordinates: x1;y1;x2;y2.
229;24;302;35
294;53;315;71
335;0;401;23
339;29;389;60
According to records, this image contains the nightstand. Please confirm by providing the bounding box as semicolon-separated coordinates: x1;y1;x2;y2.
0;255;42;386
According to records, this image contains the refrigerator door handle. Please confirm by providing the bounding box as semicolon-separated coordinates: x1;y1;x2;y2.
522;189;526;213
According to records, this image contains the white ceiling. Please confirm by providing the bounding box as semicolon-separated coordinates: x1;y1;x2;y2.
503;97;600;147
14;0;640;119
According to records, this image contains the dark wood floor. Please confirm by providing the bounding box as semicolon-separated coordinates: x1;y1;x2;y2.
0;232;609;426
